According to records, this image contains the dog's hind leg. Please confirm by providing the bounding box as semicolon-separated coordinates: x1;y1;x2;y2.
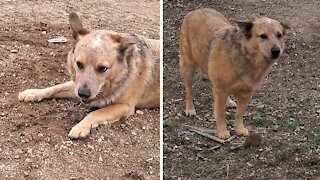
227;96;237;108
180;47;197;116
18;81;75;102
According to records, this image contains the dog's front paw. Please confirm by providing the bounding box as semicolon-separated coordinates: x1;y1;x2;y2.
217;129;230;139
185;108;196;116
236;127;249;136
68;124;91;139
18;89;46;102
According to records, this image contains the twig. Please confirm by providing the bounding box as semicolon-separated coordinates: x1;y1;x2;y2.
185;125;237;144
184;125;214;134
226;163;230;178
208;145;222;151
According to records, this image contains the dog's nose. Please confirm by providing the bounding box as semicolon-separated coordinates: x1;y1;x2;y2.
78;86;91;99
271;46;281;59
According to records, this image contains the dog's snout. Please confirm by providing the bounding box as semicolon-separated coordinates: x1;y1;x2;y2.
271;46;281;59
78;85;91;99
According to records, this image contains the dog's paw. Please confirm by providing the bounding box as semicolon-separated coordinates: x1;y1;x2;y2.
217;130;230;139
185;108;196;116
68;124;91;139
236;127;249;136
227;98;237;108
18;89;46;102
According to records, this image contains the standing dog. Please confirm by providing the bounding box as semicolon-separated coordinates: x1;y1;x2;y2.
18;13;160;139
180;8;288;139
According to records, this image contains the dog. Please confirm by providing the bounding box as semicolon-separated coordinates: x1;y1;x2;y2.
18;12;160;139
179;8;289;139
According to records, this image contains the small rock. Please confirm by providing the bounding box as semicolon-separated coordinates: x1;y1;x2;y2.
99;157;103;162
136;110;143;115
10;49;18;53
25;158;32;163
14;155;20;159
23;171;29;177
68;151;74;156
41;31;46;34
48;36;68;43
87;144;94;150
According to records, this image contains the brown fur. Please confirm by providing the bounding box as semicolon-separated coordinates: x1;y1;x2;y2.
18;12;160;139
180;8;288;139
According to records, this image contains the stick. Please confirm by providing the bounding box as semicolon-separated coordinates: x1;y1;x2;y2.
184;125;214;134
185;125;237;144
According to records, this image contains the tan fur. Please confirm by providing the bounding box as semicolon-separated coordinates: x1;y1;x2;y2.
180;8;288;139
18;13;159;139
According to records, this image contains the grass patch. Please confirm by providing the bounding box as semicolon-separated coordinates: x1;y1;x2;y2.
306;128;320;147
252;116;269;127
279;120;299;132
233;149;247;161
164;119;175;130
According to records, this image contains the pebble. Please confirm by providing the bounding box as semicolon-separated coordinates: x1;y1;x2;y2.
10;49;18;53
25;158;32;163
136;110;144;115
98;157;103;162
87;144;94;150
68;151;74;156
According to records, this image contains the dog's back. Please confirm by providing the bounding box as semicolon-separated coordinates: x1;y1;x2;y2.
180;8;231;74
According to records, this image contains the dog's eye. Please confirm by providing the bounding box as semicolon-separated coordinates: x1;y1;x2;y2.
76;61;84;69
97;66;108;73
258;34;268;39
277;33;283;38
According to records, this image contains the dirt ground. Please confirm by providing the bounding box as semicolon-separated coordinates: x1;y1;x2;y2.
0;0;159;179
163;0;319;179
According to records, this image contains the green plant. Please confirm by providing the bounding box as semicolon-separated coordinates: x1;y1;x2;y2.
252;116;269;127
279;120;298;132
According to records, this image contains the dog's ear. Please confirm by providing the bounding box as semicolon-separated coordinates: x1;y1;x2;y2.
235;20;253;39
69;12;90;42
110;34;137;61
280;22;291;35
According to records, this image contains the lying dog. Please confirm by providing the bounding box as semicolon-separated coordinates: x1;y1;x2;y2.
18;12;160;139
179;8;288;139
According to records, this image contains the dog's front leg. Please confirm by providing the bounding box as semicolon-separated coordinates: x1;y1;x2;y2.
213;90;230;139
18;81;75;102
234;95;251;136
68;104;135;139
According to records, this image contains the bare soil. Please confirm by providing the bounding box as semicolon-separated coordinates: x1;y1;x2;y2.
0;0;159;179
163;0;320;179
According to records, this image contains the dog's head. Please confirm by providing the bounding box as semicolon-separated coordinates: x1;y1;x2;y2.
67;13;138;102
236;17;289;60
